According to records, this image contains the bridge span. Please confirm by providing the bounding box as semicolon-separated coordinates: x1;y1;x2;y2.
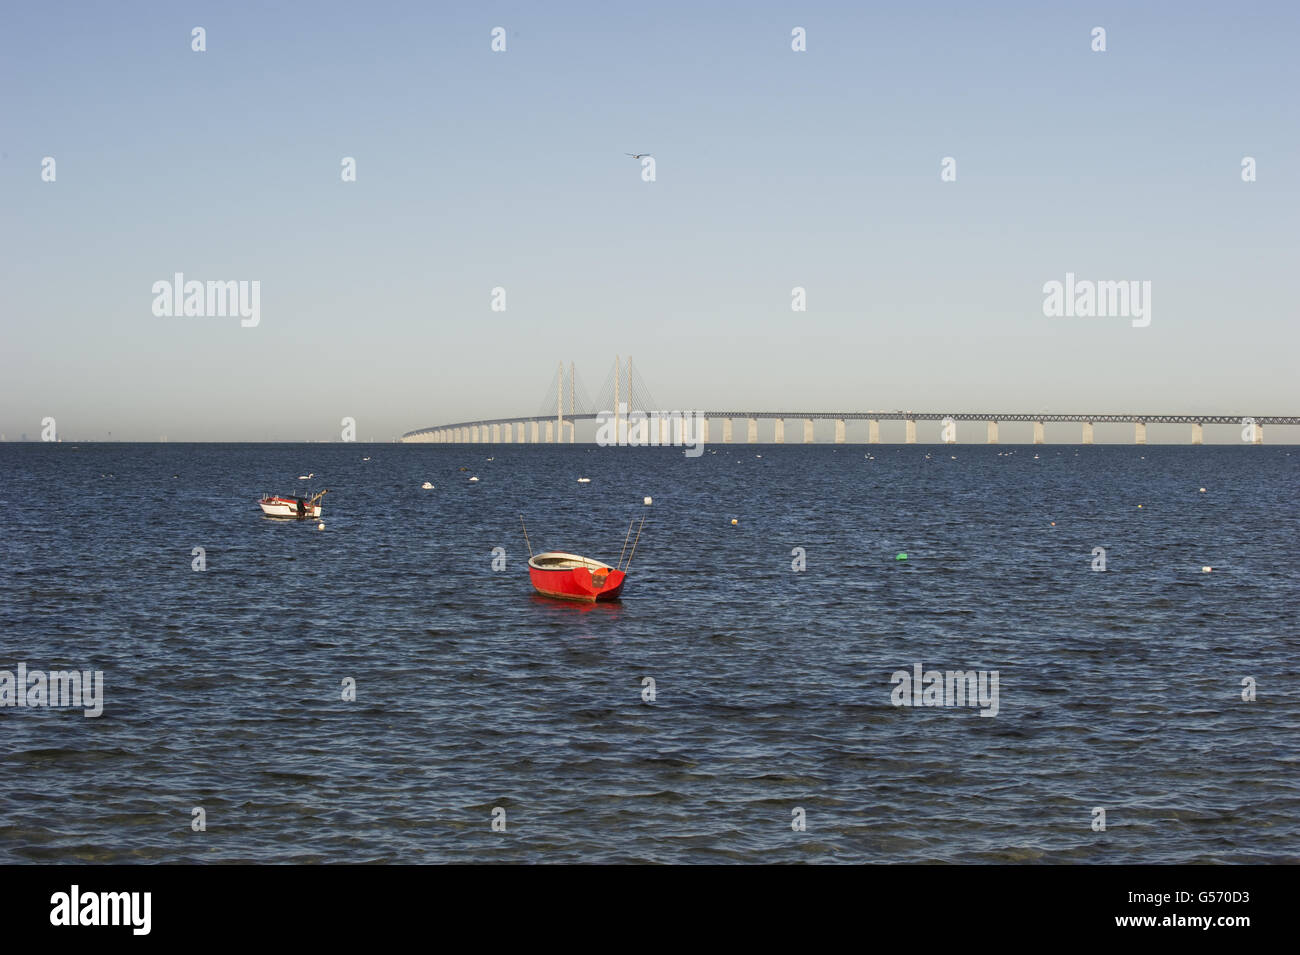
402;411;1297;445
400;360;1297;445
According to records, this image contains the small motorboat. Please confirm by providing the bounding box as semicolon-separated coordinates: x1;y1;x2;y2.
259;489;327;519
519;514;643;603
527;552;626;602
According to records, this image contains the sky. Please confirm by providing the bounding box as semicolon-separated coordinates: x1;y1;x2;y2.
1;1;1297;442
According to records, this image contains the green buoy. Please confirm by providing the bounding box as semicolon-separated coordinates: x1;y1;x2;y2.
895;552;908;561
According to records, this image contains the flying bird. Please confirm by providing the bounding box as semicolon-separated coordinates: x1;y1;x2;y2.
625;152;652;159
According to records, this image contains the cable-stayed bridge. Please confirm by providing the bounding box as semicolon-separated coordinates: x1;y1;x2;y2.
401;359;1299;445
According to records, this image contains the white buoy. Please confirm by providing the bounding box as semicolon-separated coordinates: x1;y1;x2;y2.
317;522;325;530
421;481;434;489
1199;487;1206;493
577;477;591;483
643;496;652;505
1202;566;1213;573
469;476;479;482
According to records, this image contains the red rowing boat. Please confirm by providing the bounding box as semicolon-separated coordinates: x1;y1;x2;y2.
527;552;626;602
520;513;644;603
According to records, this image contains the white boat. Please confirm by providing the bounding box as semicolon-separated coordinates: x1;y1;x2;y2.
258;490;327;519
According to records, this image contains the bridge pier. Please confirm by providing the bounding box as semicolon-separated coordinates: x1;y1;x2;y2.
545;421;554;442
659;416;670;446
722;418;733;443
805;418;816;443
531;421;539;442
1135;421;1147;445
905;419;916;444
834;419;845;443
774;419;785;443
868;419;879;443
504;423;513;443
1254;424;1264;445
987;421;998;444
1033;421;1045;445
567;420;576;443
1082;422;1094;444
701;418;710;443
1191;422;1203;445
747;418;758;443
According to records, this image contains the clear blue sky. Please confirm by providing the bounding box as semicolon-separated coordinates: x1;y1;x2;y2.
2;1;1297;441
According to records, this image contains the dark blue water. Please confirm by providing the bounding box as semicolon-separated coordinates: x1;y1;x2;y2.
1;442;1296;863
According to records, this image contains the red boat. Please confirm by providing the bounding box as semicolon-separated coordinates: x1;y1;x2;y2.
527;552;627;602
520;514;643;603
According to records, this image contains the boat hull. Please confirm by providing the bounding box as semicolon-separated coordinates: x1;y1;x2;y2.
528;552;626;602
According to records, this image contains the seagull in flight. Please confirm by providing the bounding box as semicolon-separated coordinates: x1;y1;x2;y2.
625;152;652;159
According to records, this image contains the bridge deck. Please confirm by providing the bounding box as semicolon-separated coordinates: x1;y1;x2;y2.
403;412;1299;439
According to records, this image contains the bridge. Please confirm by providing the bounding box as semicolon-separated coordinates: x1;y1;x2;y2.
401;359;1298;445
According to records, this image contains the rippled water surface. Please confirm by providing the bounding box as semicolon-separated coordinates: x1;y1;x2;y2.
1;442;1297;863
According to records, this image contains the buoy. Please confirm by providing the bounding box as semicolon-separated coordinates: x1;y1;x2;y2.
577;477;591;483
421;481;434;489
1137;504;1143;508
469;476;479;482
317;522;325;530
1050;522;1056;526
1202;566;1213;573
643;496;652;505
731;519;738;525
896;552;908;561
1199;487;1206;493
